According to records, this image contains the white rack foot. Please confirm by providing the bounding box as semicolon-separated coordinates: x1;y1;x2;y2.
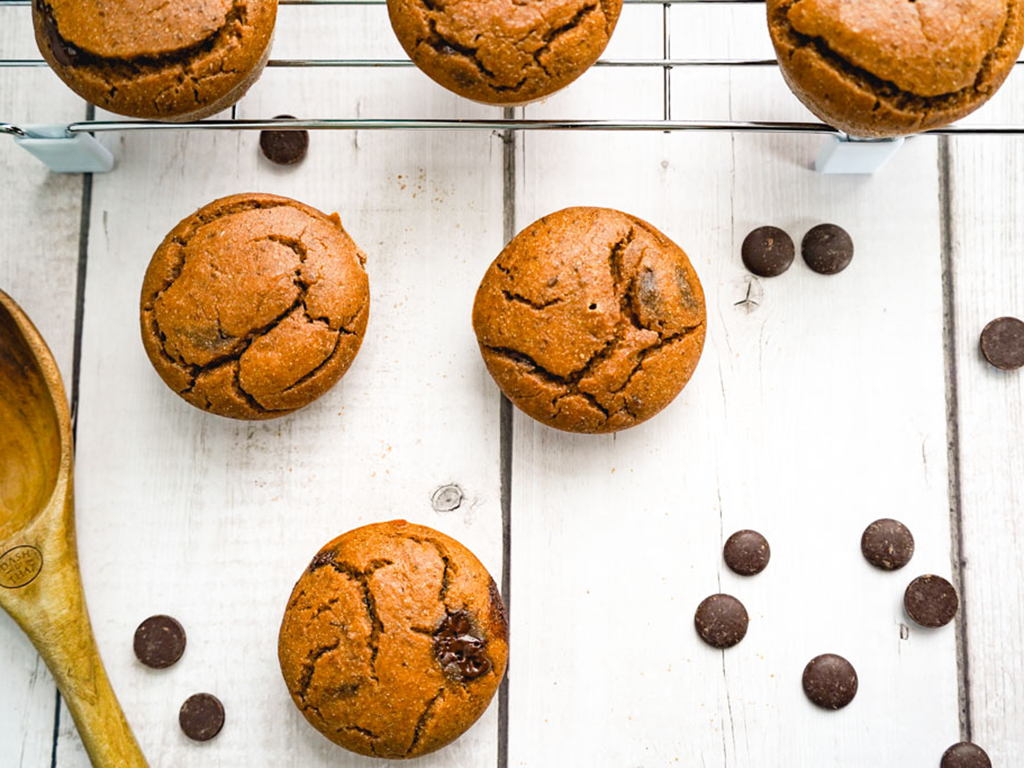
815;134;904;175
12;124;115;173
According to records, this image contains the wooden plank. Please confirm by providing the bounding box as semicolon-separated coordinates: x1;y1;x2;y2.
506;3;960;765
946;71;1024;764
56;5;506;766
0;7;86;766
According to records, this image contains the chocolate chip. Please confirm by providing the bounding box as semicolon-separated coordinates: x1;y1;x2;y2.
133;615;186;669
179;693;225;742
434;610;492;681
307;547;336;572
941;742;992;768
802;654;858;710
259;116;309;165
741;226;794;277
980;316;1024;371
802;224;853;275
693;594;748;649
723;530;770;576
860;518;914;571
904;574;959;628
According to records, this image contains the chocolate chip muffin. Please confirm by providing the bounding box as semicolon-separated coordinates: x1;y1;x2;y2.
140;193;369;420
768;0;1024;137
278;520;508;759
33;0;277;120
473;207;706;434
387;0;622;105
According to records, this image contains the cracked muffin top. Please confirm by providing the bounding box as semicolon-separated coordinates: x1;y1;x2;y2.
32;0;277;120
768;0;1024;137
278;520;509;759
473;207;706;434
387;0;622;105
140;193;369;420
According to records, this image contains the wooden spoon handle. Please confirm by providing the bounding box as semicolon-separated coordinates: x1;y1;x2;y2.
42;594;149;768
2;526;147;767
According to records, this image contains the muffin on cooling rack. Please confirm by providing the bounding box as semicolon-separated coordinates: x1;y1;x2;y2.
33;0;278;120
279;520;508;759
140;193;369;420
472;207;707;434
387;0;622;105
767;0;1024;137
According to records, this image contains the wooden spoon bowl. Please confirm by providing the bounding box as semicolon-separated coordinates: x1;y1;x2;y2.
0;289;146;766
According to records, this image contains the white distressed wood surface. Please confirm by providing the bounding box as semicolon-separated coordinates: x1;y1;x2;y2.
947;67;1024;765
510;4;961;765
0;8;85;767
1;0;1022;766
55;5;505;766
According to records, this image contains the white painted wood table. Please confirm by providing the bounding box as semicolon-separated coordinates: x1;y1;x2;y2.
2;2;1023;766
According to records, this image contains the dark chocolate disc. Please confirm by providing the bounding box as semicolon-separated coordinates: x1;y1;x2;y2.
802;654;858;710
723;530;771;576
259;115;309;165
741;226;795;277
941;742;992;768
694;594;749;649
904;575;959;628
133;615;186;669
179;693;225;742
802;223;854;275
980;316;1024;371
860;519;914;571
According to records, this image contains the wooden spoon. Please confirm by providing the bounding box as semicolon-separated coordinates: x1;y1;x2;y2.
0;289;147;767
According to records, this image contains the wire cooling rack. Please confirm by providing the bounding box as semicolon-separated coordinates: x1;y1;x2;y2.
1;0;1023;140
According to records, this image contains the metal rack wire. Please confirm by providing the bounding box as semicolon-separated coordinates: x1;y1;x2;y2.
1;0;1023;139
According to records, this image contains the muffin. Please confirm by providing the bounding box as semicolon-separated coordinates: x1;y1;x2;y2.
140;193;369;420
387;0;622;105
473;207;706;434
278;520;508;759
33;0;278;120
768;0;1024;137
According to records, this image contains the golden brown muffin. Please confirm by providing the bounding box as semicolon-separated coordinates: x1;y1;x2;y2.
768;0;1024;138
278;520;508;759
140;193;369;420
33;0;277;120
473;207;706;434
387;0;622;105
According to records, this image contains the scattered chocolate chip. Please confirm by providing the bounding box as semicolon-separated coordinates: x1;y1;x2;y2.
941;742;992;768
860;519;914;571
259;115;309;165
434;610;492;681
802;224;854;275
723;530;770;576
133;615;186;669
179;693;225;742
694;594;748;649
802;654;858;710
980;316;1024;371
904;575;959;628
741;226;795;277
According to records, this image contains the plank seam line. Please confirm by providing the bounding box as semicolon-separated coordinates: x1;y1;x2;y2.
939;134;972;743
496;104;516;768
51;101;96;768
